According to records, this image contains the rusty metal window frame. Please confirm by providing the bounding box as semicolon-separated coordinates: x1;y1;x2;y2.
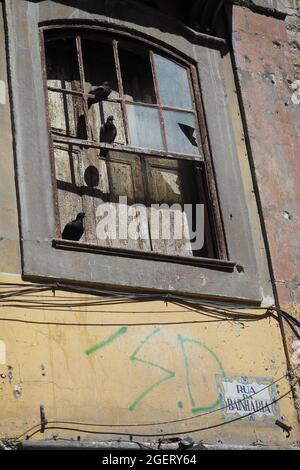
44;30;204;159
40;26;229;265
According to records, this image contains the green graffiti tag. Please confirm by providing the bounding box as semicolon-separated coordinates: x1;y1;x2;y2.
128;328;176;412
178;334;226;413
85;327;128;356
85;328;226;413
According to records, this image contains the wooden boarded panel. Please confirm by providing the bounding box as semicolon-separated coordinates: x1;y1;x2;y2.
48;91;77;137
54;145;84;238
79;147;110;245
194;165;216;259
96;151;151;252
88;101;126;145
143;158;196;257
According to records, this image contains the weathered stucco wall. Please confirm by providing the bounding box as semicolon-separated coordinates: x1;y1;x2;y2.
231;1;300;78
231;3;300;420
231;5;300;308
275;0;300;80
0;274;299;447
0;1;20;275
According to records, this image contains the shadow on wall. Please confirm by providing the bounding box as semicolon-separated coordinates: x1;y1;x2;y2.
28;0;228;37
28;0;192;31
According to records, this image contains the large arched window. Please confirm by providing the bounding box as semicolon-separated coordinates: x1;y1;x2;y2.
43;29;227;263
7;0;264;299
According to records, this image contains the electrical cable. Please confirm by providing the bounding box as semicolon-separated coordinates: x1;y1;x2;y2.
1;282;300;442
0;281;271;309
23;383;297;439
11;366;299;441
45;367;297;428
0;317;239;327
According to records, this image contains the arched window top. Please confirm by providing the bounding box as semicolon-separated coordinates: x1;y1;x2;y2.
44;29;202;157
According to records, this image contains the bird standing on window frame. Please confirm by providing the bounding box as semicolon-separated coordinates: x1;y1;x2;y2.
100;115;117;143
88;81;112;106
62;212;85;241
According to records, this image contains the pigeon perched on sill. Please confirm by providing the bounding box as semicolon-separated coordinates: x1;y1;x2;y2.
100;115;117;144
88;81;111;105
62;212;85;241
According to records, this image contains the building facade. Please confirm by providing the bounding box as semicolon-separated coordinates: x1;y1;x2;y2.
0;0;299;449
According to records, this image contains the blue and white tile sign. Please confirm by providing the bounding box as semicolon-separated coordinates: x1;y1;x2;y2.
216;375;281;423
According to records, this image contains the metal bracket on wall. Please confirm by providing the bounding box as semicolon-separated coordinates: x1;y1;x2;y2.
40;405;48;434
275;420;293;438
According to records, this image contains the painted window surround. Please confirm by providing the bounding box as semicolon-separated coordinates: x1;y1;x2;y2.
4;0;272;303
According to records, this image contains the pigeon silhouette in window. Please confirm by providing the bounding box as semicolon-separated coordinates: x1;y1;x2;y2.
62;212;85;241
88;81;111;106
100;115;117;143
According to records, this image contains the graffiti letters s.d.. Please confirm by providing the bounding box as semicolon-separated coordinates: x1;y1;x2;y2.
85;327;226;413
85;327;128;356
128;328;176;412
178;334;226;413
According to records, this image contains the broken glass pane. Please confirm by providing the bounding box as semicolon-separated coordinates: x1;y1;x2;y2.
126;104;164;151
45;38;80;90
153;54;193;110
163;110;200;155
82;39;119;99
119;47;156;104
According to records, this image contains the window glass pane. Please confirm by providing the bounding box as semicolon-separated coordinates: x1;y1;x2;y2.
126;104;164;151
163;110;200;156
48;90;87;139
82;39;119;99
153;54;193;110
119;47;156;104
45;38;80;90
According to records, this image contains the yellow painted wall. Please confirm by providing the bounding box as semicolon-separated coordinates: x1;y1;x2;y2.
0;273;299;447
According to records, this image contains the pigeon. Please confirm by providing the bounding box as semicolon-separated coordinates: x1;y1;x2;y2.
88;81;111;105
100;115;117;143
62;212;85;241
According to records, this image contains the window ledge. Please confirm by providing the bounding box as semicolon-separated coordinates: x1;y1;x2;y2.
53;239;237;272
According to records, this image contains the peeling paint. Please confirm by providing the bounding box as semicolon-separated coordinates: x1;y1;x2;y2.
0;341;6;364
13;384;22;399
